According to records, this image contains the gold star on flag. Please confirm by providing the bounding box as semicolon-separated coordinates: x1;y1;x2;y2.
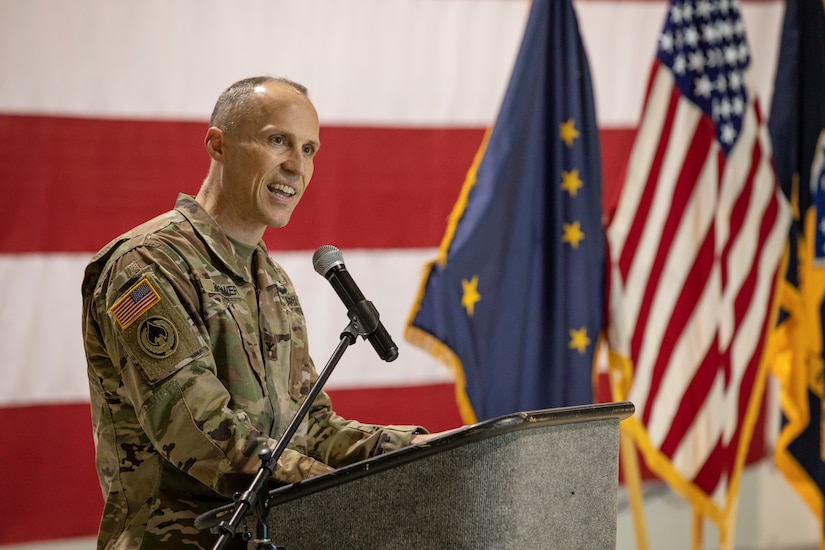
461;275;481;317
559;119;580;147
560;169;583;197
562;221;585;249
568;327;591;355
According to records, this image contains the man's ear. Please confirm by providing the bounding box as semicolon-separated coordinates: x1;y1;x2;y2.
204;127;225;160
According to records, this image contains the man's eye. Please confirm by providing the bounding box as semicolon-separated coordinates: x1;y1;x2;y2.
303;145;315;155
270;136;285;145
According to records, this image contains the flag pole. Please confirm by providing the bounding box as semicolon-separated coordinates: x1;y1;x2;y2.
620;427;649;550
691;510;703;550
608;345;649;550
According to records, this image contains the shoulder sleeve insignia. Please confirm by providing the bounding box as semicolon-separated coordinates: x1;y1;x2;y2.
110;278;161;330
137;316;178;358
112;273;208;383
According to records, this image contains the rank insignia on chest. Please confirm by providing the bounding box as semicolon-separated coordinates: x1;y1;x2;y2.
110;278;161;330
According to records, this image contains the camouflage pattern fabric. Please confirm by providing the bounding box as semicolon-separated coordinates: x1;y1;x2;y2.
82;194;425;549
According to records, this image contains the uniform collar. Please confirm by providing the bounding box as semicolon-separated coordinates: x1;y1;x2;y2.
174;193;264;282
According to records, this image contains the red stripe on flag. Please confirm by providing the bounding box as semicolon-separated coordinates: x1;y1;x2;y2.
0;403;102;544
693;437;725;494
0;115;481;252
326;383;463;432
0;114;635;252
0;383;461;544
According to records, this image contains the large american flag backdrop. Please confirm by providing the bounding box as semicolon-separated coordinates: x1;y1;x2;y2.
0;0;785;545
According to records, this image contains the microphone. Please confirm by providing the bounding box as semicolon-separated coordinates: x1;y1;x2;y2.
312;245;399;362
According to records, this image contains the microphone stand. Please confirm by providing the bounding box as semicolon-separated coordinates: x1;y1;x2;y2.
209;317;364;550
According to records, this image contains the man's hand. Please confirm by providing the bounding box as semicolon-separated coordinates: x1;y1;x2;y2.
410;427;462;445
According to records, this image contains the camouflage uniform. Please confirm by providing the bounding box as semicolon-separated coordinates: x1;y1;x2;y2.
82;194;424;549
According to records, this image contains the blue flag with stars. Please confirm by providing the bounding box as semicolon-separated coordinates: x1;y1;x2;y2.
768;0;825;541
405;0;603;423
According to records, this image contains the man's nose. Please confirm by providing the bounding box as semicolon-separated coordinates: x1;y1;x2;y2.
282;146;306;176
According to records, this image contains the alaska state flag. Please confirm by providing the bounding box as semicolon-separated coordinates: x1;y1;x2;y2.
405;0;603;423
768;0;825;543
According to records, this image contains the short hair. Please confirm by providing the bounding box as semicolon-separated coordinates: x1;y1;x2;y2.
209;76;309;134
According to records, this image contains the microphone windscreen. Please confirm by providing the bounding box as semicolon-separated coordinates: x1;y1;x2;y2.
312;245;344;277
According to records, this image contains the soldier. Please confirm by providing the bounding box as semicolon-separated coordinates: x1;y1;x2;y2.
82;76;434;549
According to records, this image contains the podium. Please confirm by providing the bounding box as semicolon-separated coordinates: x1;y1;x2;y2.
196;401;634;549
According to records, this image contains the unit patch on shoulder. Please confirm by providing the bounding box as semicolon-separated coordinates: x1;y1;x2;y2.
110;278;161;329
137;316;178;358
113;275;208;383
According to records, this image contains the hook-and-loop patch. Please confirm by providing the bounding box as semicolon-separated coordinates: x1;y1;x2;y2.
110;278;161;330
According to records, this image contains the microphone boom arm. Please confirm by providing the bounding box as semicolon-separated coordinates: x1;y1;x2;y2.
209;320;361;550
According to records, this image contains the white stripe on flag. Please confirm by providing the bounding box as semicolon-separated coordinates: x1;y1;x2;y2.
0;249;452;407
0;1;783;128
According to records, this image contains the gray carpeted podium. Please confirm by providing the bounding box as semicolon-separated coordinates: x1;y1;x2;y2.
197;401;634;549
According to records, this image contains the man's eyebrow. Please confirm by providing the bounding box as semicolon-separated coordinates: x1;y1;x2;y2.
259;125;319;147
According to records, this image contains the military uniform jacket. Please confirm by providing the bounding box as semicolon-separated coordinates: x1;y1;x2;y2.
82;194;424;549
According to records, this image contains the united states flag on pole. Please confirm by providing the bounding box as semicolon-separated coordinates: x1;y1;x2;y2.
605;0;791;545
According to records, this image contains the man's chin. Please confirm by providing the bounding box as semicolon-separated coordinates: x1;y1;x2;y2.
265;214;293;230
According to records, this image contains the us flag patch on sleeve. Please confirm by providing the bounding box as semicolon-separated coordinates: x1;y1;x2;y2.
110;278;161;329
